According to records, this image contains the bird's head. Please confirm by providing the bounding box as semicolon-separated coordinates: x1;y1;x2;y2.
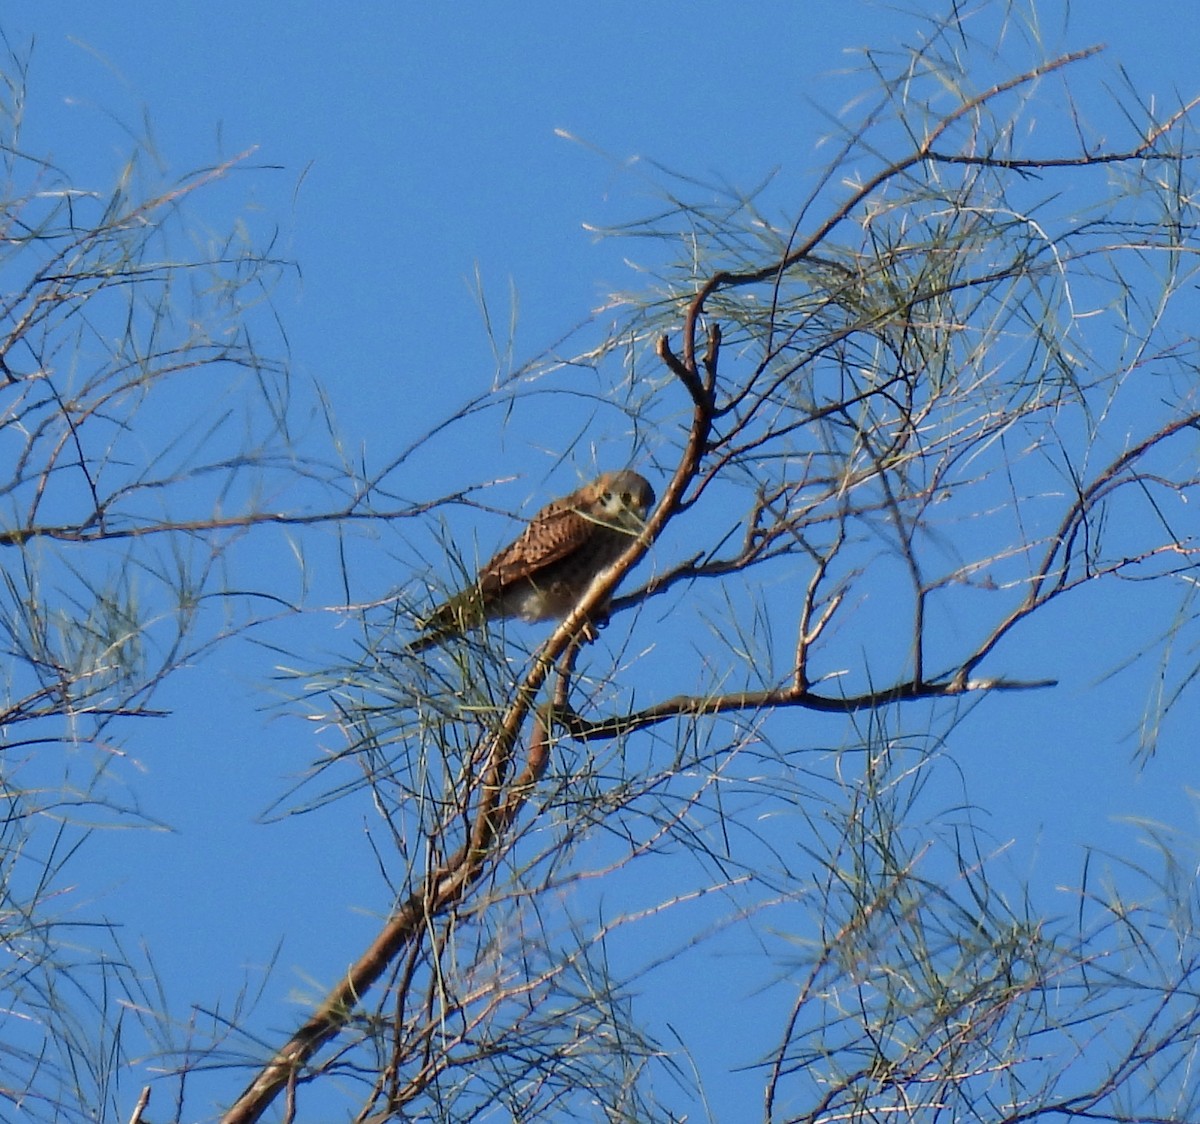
589;470;656;534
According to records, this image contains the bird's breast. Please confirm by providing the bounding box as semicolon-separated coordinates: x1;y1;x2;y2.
493;529;633;622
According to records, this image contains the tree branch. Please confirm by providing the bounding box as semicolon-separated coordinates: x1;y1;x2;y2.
555;674;1058;743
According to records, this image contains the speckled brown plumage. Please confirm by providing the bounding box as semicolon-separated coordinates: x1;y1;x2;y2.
410;470;655;651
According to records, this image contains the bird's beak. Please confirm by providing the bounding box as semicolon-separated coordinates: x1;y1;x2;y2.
615;505;650;536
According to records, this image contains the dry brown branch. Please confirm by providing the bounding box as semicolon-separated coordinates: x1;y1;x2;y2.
556;675;1058;743
125;1087;151;1124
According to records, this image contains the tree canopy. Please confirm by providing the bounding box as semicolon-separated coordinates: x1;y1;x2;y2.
3;5;1200;1123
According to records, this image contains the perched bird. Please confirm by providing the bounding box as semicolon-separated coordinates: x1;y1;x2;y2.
409;470;655;652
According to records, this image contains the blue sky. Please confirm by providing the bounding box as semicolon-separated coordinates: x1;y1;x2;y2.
6;3;1200;1121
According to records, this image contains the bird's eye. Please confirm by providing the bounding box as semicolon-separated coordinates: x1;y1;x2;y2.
622;492;632;504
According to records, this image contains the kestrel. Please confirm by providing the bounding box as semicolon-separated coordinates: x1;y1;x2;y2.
409;470;655;652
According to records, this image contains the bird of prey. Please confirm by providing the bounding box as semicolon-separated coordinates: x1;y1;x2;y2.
409;469;655;652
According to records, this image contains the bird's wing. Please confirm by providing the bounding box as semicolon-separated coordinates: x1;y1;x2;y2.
408;504;592;651
477;500;596;595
